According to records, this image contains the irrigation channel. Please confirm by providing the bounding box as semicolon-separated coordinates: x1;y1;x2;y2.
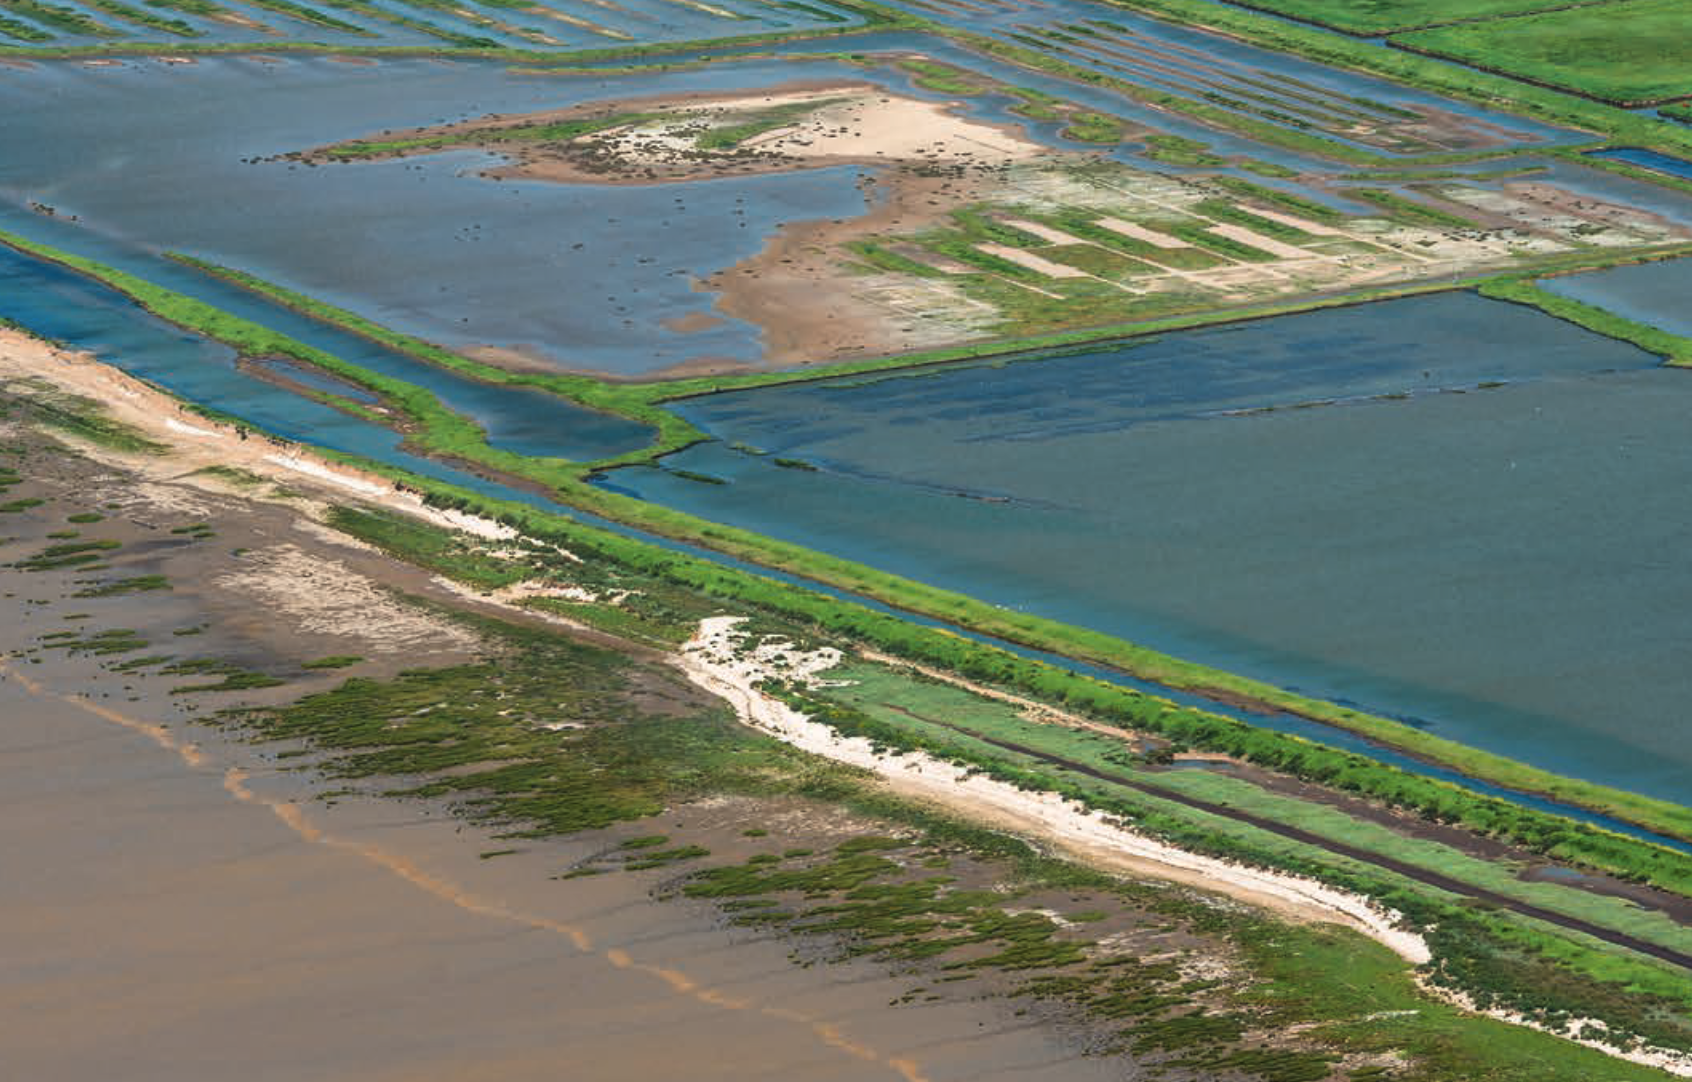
2;240;1689;860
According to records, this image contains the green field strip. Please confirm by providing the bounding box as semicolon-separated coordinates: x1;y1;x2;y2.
1391;0;1692;107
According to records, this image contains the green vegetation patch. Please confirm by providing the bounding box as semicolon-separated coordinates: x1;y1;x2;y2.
162;657;285;694
220;612;792;837
302;654;364;670
1218;0;1585;35
0;10;53;38
1393;0;1692;106
82;0;199;35
694;97;848;151
73;573;170;597
12;538;120;570
39;627;148;656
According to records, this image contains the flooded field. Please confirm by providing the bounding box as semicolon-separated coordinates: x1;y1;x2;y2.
1541;255;1692;338
607;292;1692;801
0;0;865;50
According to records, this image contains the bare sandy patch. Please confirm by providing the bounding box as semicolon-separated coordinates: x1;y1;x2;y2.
1237;205;1345;237
215;544;480;654
975;243;1090;278
679;616;1431;964
1205;223;1319;260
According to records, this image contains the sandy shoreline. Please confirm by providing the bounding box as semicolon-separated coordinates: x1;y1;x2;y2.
679;616;1432;962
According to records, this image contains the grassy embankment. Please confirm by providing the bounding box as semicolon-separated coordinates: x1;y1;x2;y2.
1477;277;1692;364
11;230;1692;855
817;662;1692;963
1392;0;1692;107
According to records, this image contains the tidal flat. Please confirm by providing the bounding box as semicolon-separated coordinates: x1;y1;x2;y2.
611;291;1692;801
0;404;1137;1082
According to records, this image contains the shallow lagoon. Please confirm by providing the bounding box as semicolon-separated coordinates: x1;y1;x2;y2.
613;292;1692;801
0;55;892;376
0;246;573;500
1541;257;1692;339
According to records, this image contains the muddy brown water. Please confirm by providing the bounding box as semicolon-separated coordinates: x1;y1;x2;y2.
0;452;1137;1082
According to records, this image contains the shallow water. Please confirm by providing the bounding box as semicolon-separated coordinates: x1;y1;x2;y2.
0;0;863;49
1541;257;1692;339
610;292;1692;802
0;54;891;376
0;569;1120;1082
1587;147;1692;182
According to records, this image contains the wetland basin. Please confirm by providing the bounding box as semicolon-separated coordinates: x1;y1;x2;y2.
1541;256;1692;339
609;292;1692;803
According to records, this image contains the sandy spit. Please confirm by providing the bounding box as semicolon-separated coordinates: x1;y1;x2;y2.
676;616;1431;963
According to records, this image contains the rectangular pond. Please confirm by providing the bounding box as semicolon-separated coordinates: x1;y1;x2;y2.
607;291;1692;802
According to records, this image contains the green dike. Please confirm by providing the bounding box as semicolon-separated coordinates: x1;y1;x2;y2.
163;253;701;461
818;660;1692;960
19;232;1692;849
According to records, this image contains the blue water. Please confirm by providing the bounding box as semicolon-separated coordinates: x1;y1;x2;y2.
0;246;555;505
0;55;888;376
607;292;1692;808
0;0;864;49
1541;258;1692;340
1587;148;1692;182
0;213;653;461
